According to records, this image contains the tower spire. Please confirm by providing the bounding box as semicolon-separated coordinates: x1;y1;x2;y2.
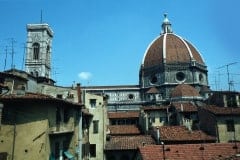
161;13;173;34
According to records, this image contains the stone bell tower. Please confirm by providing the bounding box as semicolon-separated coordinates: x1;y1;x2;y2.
25;23;53;78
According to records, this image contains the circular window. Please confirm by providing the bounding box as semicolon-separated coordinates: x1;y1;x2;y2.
150;75;158;84
176;72;185;82
128;94;134;100
199;74;204;82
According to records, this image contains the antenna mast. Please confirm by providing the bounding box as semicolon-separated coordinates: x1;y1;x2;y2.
217;62;238;91
40;10;43;23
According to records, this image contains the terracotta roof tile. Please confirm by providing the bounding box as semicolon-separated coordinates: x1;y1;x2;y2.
155;126;216;142
202;105;240;115
108;111;139;119
166;34;191;63
141;106;168;111
1;92;54;99
138;143;240;160
108;125;141;135
171;102;198;112
171;84;200;98
105;135;155;150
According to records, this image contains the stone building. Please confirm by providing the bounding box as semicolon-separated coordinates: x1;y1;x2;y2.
0;92;82;160
198;105;240;143
82;92;108;160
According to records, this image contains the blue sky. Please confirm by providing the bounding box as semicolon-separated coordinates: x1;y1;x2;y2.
0;0;240;91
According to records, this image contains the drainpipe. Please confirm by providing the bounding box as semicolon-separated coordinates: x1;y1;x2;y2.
76;83;82;160
11;110;16;160
78;109;82;160
0;103;3;129
156;127;160;144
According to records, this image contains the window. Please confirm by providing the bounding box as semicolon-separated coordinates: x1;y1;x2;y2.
176;72;185;82
56;107;61;124
226;120;235;132
93;120;99;133
46;45;50;55
35;71;39;77
160;117;167;123
33;43;40;60
56;94;63;99
128;94;134;100
54;142;60;158
63;108;70;123
90;99;96;108
150;75;158;84
90;144;96;157
199;73;204;82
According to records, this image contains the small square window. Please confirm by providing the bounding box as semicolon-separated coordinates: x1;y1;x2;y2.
226;120;235;132
90;99;96;108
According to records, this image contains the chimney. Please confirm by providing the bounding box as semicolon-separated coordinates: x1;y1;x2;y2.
76;83;82;104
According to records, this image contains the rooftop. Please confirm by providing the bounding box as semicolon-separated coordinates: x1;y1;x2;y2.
108;111;140;119
154;126;216;142
108;125;141;135
141;106;168;111
105;135;155;150
0;92;82;107
138;143;240;160
201;105;240;115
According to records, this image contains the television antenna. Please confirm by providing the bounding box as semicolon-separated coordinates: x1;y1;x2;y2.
217;62;238;91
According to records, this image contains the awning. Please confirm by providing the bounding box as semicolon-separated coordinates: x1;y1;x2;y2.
64;151;74;160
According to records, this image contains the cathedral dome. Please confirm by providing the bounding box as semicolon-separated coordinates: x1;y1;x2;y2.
142;14;205;68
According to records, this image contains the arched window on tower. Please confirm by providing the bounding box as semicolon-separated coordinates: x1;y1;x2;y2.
33;43;40;60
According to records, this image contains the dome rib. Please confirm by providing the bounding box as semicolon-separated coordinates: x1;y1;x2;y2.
163;33;167;63
141;35;162;66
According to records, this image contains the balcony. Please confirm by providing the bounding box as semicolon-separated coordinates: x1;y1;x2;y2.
48;122;74;135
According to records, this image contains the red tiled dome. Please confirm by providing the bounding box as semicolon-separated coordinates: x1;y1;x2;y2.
171;84;200;98
142;33;205;68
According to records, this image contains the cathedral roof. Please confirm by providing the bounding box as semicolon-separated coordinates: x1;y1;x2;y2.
142;14;205;68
